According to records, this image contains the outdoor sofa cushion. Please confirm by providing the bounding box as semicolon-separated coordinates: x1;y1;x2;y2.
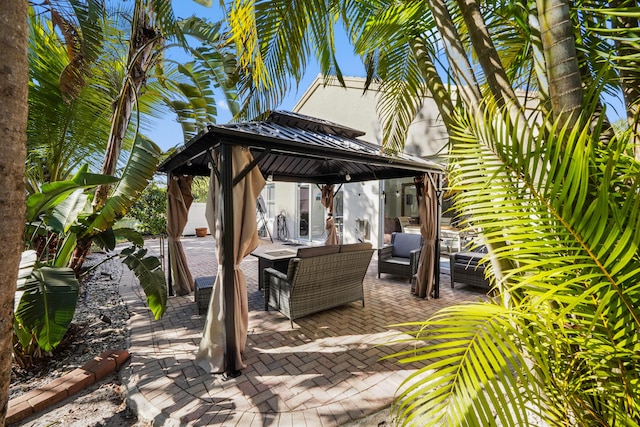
378;232;423;281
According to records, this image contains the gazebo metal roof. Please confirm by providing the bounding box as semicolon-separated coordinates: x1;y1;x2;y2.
157;111;444;182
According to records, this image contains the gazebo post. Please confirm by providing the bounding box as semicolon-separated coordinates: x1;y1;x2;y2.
220;142;238;376
166;172;174;297
434;173;443;298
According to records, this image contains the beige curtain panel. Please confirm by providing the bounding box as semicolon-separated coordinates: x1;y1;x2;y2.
413;174;438;299
321;184;339;245
197;146;266;373
167;175;195;296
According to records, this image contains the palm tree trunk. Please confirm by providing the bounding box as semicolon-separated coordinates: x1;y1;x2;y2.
536;0;583;128
409;37;457;132
426;0;482;112
455;0;527;125
0;1;29;423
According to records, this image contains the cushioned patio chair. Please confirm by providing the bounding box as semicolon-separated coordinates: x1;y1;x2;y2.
449;251;490;289
377;232;423;281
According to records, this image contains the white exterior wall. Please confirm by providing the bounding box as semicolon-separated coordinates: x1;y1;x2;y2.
184;202;209;236
292;77;383;144
272;182;296;241
291;76;448;248
341;181;380;245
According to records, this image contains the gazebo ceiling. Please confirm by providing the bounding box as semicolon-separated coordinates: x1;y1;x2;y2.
157;110;444;184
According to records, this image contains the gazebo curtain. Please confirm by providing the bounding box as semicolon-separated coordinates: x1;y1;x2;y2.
321;184;338;245
197;146;266;373
413;174;438;299
167;175;195;296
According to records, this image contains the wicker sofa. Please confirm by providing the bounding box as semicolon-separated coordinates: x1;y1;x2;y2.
263;243;374;323
377;232;423;281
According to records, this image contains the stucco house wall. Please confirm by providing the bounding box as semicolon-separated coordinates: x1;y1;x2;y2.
290;76;448;247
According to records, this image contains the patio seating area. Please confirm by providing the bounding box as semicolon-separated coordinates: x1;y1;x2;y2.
120;236;487;426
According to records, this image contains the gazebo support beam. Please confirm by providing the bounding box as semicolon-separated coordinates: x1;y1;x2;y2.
220;142;239;377
166;172;175;297
434;173;443;298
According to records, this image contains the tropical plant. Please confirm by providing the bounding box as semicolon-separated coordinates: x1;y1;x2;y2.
63;0;238;272
25;1;111;193
391;100;640;425
17;152;167;364
191;175;210;202
0;1;29;423
26;2;237;196
220;0;640;425
13;251;79;367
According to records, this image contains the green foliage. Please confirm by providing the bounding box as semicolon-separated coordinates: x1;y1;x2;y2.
26;5;113;193
191;176;210;202
119;246;167;320
25;165;118;223
14;252;79;355
390;101;640;426
19;142;167;363
82;135;162;236
128;181;167;235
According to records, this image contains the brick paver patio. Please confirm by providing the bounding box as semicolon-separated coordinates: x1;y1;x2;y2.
119;236;486;426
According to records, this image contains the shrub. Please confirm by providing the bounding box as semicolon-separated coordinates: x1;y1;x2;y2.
128;182;167;235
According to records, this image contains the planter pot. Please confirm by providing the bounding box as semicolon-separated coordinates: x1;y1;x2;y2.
195;227;208;237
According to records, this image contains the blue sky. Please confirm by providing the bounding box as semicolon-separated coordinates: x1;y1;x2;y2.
148;2;365;151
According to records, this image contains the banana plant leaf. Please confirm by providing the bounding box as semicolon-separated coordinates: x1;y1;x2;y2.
113;227;145;247
15;266;79;352
119;246;167;319
84;136;162;235
26;164;119;222
47;188;89;233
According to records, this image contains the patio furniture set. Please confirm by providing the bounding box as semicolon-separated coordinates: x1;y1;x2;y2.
195;234;490;320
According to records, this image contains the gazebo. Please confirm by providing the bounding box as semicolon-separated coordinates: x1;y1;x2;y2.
157;110;445;376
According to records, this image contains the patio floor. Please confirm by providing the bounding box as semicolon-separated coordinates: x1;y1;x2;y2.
119;236;487;426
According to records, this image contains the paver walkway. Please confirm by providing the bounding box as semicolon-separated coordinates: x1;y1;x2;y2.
120;236;486;426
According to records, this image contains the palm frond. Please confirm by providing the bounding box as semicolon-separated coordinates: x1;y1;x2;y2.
346;1;443;153
391;97;640;425
226;0;344;119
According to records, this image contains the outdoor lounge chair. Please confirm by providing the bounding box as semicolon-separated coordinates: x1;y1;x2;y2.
377;232;423;281
449;251;490;289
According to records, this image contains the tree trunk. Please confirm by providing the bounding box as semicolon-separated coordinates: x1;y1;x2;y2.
68;238;93;277
71;2;160;273
455;0;526;125
426;0;481;112
536;0;583;129
93;3;159;211
0;1;29;424
409;37;457;132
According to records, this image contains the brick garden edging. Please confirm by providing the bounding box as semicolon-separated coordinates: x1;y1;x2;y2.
7;349;130;424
